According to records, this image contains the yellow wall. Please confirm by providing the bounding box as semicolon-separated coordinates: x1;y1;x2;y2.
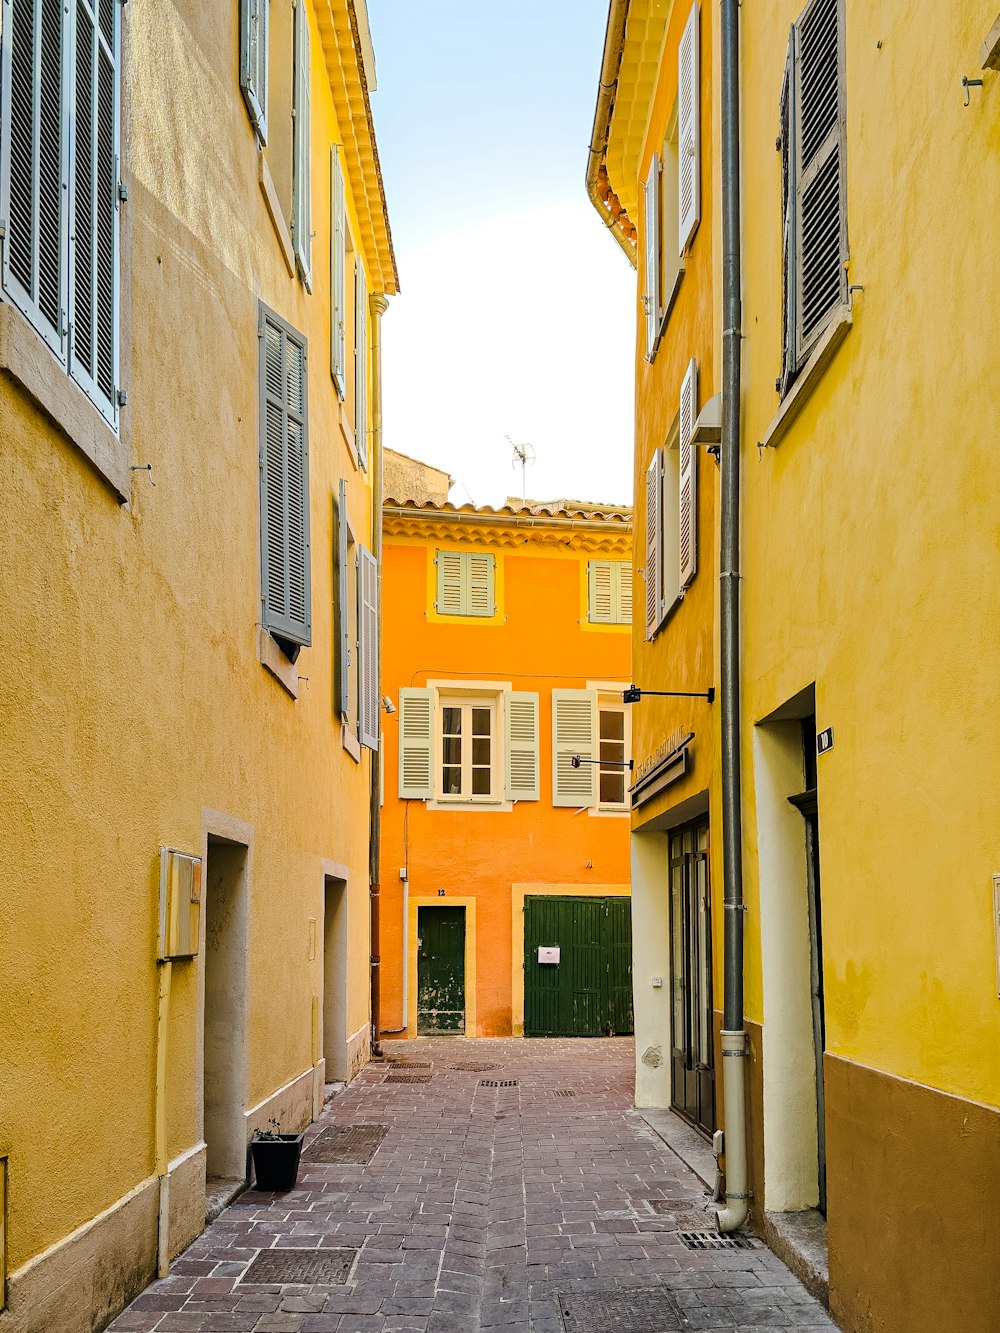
0;0;384;1282
738;0;1000;1108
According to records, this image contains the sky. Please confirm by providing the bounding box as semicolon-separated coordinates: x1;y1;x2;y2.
367;1;635;510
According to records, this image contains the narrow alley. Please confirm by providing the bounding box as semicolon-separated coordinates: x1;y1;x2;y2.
110;1040;833;1333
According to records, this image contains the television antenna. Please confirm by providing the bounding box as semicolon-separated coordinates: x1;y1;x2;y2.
507;436;536;505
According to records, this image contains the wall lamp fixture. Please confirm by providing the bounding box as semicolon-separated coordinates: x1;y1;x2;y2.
622;685;715;704
381;695;397;714
570;755;633;770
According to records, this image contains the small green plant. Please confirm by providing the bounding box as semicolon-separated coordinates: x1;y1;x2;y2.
252;1117;284;1142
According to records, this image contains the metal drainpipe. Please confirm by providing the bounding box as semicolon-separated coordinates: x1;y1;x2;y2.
715;0;749;1234
585;0;636;265
369;293;389;1059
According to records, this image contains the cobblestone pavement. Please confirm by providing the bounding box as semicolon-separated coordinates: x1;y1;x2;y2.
110;1038;836;1333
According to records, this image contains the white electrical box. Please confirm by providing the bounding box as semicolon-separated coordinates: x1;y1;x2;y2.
651;976;663;988
158;848;202;960
537;946;560;965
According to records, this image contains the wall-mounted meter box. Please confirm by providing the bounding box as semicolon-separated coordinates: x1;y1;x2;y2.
537;946;560;965
158;848;203;960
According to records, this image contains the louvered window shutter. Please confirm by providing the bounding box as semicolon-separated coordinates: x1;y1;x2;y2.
588;561;614;624
679;358;698;588
398;688;435;799
643;154;660;360
436;551;494;616
357;544;379;750
436;550;463;614
240;0;268;143
259;308;311;647
467;552;495;616
69;0;121;425
292;0;311;288
355;261;368;467
678;2;701;253
645;449;663;639
505;692;540;801
778;34;796;396
552;690;597;808
792;0;847;367
618;562;633;624
331;147;346;396
336;478;350;718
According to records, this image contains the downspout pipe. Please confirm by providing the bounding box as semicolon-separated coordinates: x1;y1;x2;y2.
369;293;389;1059
154;959;173;1276
716;0;749;1233
585;0;636;264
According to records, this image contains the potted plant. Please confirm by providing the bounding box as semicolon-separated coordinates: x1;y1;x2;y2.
250;1118;304;1192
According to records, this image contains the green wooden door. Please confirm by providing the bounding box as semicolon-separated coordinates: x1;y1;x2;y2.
523;896;633;1037
417;906;466;1034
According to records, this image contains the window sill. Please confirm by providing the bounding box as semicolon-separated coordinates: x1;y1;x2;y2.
758;307;853;451
0;302;130;501
258;627;299;698
426;798;513;813
590;806;630;818
647;589;685;643
341;722;361;762
258;152;296;278
339;413;360;472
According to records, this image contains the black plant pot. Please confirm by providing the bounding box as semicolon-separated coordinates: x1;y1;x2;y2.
250;1133;304;1192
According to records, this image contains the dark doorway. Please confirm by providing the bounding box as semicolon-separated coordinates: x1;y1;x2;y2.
203;835;248;1186
669;819;715;1137
416;905;466;1034
522;895;634;1037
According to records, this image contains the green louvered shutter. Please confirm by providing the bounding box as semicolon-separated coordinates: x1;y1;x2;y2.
618;562;633;624
399;688;435;799
292;0;311;288
467;551;494;616
358;543;379;750
259;306;311;647
552;690;597;808
435;550;463;614
331;146;346;396
505;692;540;801
355;259;368;466
240;0;268;143
588;561;614;624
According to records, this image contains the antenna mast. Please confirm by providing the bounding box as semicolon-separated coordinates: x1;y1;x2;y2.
507;436;536;506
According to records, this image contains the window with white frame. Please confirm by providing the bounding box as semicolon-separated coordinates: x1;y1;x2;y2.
552;687;631;811
645;358;698;640
0;0;122;428
598;697;631;810
587;561;632;625
440;697;496;799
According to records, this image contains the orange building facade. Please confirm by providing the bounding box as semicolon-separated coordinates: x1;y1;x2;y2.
379;488;633;1039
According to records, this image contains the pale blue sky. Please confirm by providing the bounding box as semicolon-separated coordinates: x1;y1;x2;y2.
368;1;635;508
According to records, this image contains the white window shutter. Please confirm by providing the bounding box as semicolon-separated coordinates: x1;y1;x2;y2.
792;0;847;366
292;0;312;288
552;690;597;808
677;1;700;254
467;552;495;616
240;0;268;143
398;688;435;799
435;550;464;614
778;33;796;396
358;544;379;749
355;260;368;467
331;147;346;396
588;561;614;624
618;562;633;624
645;449;663;639
505;692;540;801
643;154;660;360
679;358;698;589
336;478;350;718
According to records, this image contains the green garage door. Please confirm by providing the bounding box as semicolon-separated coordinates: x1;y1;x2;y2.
523;896;634;1037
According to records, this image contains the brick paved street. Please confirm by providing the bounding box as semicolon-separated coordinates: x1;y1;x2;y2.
110;1039;836;1333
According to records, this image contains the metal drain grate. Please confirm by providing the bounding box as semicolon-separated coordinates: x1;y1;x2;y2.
241;1248;356;1286
306;1124;388;1164
450;1062;500;1071
383;1072;432;1084
677;1229;758;1250
479;1079;518;1088
557;1288;682;1332
553;1089;576;1098
390;1059;431;1068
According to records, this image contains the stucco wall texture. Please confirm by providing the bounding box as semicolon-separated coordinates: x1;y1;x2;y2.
0;0;380;1290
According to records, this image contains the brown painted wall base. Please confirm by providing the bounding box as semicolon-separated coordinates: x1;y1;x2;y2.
825;1053;1000;1333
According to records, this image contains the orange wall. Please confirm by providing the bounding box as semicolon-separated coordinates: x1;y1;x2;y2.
380;531;631;1036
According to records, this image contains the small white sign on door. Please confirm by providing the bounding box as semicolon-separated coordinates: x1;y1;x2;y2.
537;946;560;964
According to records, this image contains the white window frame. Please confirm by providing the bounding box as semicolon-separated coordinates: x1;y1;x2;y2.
425;681;512;809
596;692;631;814
438;694;499;803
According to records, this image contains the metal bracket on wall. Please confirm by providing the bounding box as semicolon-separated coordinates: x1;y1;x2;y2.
962;75;984;104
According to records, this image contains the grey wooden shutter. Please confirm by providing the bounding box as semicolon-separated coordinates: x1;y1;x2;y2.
336;477;350;717
331;146;346;396
678;359;698;588
643;154;660;359
259;307;311;647
435;550;463;614
240;0;268;143
355;260;368;466
778;33;797;395
588;560;614;624
677;1;701;253
617;561;633;624
552;690;597;808
358;543;379;750
1;0;70;359
792;0;847;366
398;688;435;799
645;449;663;638
69;0;121;425
467;551;495;616
292;0;311;288
505;692;540;801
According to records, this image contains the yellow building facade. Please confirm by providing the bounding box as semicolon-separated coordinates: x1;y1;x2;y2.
0;2;396;1329
591;2;1000;1330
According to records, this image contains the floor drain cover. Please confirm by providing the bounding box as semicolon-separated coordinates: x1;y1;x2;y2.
241;1248;356;1285
390;1060;431;1068
553;1089;576;1098
677;1229;758;1250
383;1072;432;1084
557;1288;682;1331
479;1079;518;1087
450;1062;500;1071
306;1124;388;1164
